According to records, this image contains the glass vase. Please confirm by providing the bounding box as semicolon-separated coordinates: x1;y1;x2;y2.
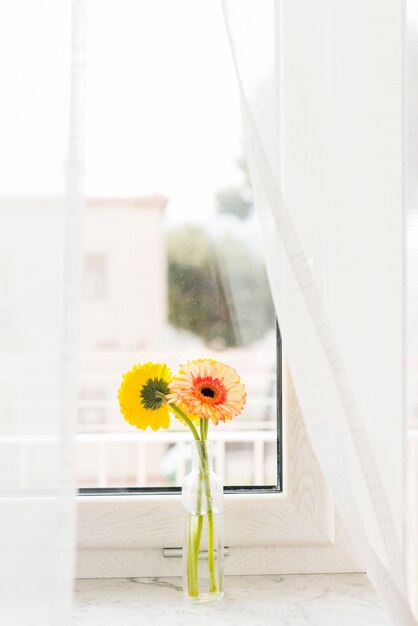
182;440;224;602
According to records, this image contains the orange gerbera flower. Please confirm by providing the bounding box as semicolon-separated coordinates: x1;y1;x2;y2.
168;358;246;425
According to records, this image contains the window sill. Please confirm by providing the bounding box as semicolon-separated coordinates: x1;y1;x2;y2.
73;573;388;625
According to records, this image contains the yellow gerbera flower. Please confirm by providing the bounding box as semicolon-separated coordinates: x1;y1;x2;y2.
118;362;173;431
168;358;246;425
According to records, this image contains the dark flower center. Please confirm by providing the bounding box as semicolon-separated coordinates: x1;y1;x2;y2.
201;387;215;398
140;377;169;410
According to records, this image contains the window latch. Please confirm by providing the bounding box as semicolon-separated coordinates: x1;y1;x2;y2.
163;547;229;559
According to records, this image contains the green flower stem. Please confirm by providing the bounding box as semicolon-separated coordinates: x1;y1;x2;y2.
207;510;216;591
154;392;217;596
203;418;209;440
168;402;201;442
187;514;197;597
200;435;217;592
192;421;204;578
167;401;202;596
188;421;217;594
199;419;206;441
198;420;217;592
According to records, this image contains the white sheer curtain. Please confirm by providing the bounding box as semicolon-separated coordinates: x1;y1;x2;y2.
407;0;418;616
0;1;84;624
222;1;417;625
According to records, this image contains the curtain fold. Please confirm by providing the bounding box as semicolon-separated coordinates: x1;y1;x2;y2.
222;1;417;624
0;1;84;624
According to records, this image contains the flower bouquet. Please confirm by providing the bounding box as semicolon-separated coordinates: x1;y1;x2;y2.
118;358;246;601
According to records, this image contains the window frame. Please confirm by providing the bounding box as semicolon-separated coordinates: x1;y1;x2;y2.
76;3;358;576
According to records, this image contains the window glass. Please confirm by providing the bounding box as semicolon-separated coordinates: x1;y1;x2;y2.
78;0;279;490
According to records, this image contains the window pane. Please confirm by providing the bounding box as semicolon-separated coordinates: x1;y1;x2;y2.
77;0;279;490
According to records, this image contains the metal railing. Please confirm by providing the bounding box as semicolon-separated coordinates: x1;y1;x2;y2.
76;428;277;488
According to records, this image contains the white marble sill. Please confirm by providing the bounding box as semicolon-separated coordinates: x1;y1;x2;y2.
72;573;391;626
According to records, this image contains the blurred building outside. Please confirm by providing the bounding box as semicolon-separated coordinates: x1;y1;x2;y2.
78;196;278;489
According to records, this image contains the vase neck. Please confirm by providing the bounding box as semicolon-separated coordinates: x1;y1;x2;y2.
190;439;214;472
